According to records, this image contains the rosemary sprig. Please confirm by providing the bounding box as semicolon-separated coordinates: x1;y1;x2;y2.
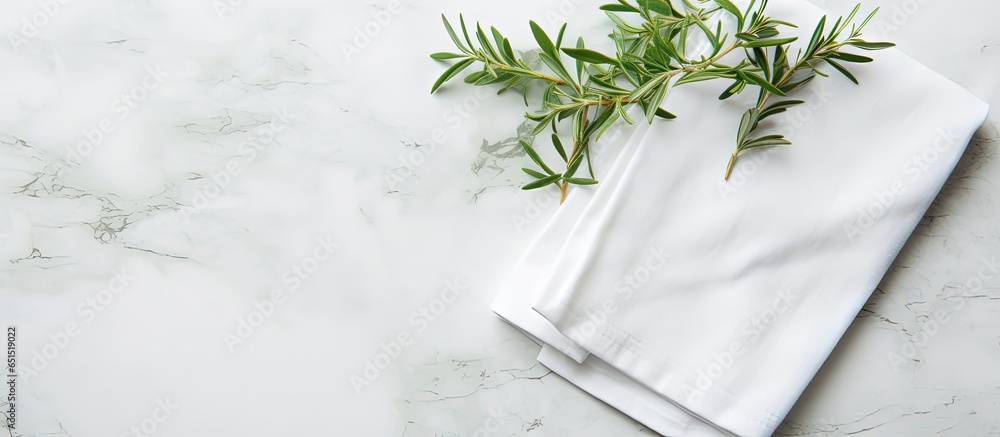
430;0;894;201
723;2;894;179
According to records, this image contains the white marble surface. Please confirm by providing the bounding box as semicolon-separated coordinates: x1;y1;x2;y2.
0;0;997;435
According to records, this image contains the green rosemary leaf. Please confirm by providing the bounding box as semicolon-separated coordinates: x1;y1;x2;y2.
616;101;635;124
431;1;892;193
719;79;746;100
522;168;548;179
502;39;517;63
584;105;621;140
551;134;568;162
441;15;470;53
522;174;562;190
827;16;843;40
459;15;476;53
520;140;557;175
464;70;488;83
847;40;895;50
825;58;858;84
753;47;770;80
476;23;500;60
840;4;861;33
606;12;645;34
490;26;505;48
562;47;619;65
755;28;779;39
564;158;583;179
638;0;675;17
645;80;669;123
539;52;576;87
762;99;805;112
431;58;475;93
858;7;879;30
806;15;826;55
627;75;666;101
779;73;815;93
600;3;638;13
742;36;798;48
571;107;585;143
674;72;717;85
738;70;786;96
594;107;622;140
758;107;787;120
564;177;599;185
430;52;467;60
530;112;557;135
740;134;791;150
590;75;627;91
736;107;760;144
529;21;558;59
654;107;677;119
827;51;873;63
712;0;744;30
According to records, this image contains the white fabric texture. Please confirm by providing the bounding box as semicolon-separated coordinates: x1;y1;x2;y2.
537;344;730;436
492;0;989;435
491;111;650;362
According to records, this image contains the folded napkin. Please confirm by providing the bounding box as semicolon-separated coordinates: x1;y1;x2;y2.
528;0;989;435
491;0;988;435
491;110;650;362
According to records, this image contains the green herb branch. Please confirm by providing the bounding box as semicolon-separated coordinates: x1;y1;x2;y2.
430;0;894;201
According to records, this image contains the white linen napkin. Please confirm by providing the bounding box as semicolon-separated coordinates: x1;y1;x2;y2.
537;344;729;436
530;0;989;435
491;112;650;362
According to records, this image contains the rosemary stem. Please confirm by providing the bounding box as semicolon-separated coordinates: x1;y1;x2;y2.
724;151;739;180
561;107;590;204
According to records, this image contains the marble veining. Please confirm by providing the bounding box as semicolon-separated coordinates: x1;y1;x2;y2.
0;0;997;436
